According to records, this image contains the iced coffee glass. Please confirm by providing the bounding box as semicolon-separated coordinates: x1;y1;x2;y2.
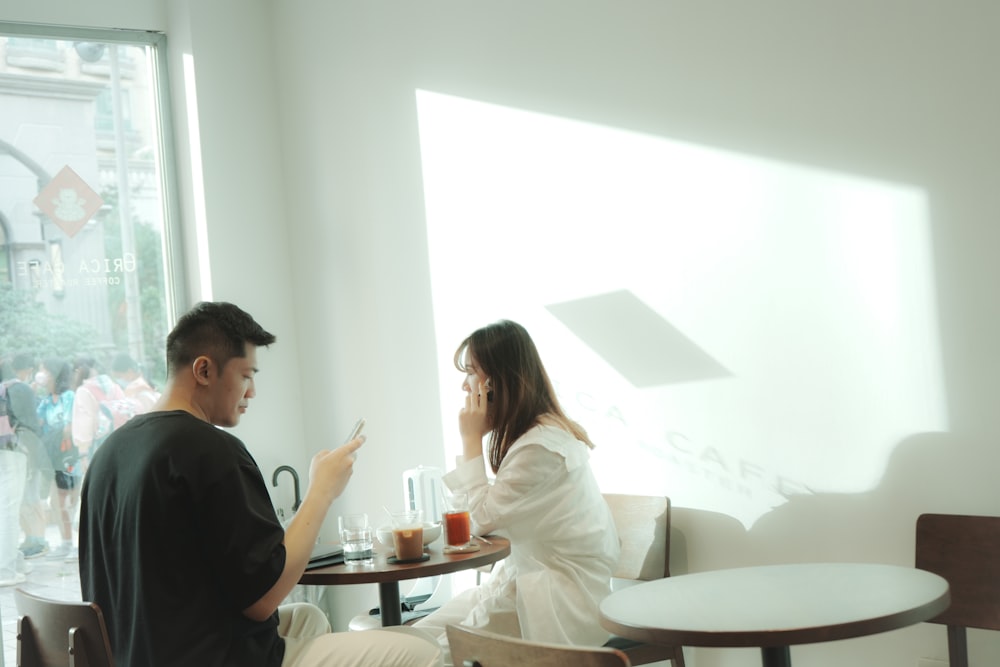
390;510;424;561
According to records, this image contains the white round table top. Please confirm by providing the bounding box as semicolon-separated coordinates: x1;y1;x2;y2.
600;562;950;648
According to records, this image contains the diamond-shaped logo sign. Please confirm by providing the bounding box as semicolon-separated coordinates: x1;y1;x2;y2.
33;165;104;238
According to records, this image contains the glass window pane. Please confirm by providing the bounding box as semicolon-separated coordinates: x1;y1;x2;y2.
0;25;178;444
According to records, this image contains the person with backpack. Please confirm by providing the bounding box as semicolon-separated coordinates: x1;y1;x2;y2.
2;354;49;562
37;357;77;559
0;374;16;451
71;361;127;470
72;353;161;469
1;356;31;585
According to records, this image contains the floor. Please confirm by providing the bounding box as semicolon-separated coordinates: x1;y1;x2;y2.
0;527;464;666
1;525;82;667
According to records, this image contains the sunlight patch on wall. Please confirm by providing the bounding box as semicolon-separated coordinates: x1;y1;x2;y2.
415;89;946;528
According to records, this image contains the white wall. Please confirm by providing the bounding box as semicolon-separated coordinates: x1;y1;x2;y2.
4;1;1000;665
164;0;311;520
270;1;1000;664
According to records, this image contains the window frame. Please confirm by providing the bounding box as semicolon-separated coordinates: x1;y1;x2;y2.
0;19;187;327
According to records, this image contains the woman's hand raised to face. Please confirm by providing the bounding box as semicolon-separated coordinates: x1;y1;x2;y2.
308;437;364;507
459;377;491;458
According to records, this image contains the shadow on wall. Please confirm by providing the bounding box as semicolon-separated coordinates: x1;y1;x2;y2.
671;431;997;572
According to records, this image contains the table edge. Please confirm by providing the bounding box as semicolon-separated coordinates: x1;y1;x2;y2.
603;588;950;647
599;564;952;648
298;537;510;586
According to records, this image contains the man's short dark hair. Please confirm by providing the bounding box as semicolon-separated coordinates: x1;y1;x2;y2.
165;302;276;375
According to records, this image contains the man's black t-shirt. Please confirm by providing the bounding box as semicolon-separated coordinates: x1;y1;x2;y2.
80;410;287;667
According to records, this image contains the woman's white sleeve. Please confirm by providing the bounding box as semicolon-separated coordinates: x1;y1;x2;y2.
444;445;563;535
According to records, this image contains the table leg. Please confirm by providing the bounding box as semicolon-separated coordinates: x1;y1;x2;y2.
378;582;402;626
761;646;791;667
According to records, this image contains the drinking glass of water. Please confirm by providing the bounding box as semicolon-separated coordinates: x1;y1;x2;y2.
339;513;374;565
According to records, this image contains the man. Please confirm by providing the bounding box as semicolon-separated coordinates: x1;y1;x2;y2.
80;302;441;667
3;353;50;560
1;353;39;582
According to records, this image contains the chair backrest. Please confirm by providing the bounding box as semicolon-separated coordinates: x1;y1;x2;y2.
447;624;631;667
915;513;1000;630
603;494;670;581
600;495;686;666
14;588;115;667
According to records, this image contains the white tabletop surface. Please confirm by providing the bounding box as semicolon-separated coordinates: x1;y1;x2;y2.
600;562;950;648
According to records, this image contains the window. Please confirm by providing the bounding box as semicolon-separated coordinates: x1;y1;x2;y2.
96;88;134;133
0;21;182;414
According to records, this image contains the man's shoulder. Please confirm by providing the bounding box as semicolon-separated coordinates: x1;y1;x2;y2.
130;412;253;457
111;410;212;440
95;412;256;477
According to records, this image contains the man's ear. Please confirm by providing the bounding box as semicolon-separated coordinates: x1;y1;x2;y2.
193;356;212;385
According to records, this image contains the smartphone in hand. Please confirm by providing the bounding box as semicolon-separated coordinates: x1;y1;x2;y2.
345;418;366;443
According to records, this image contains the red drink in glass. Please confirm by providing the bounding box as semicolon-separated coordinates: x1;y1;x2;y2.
445;510;471;546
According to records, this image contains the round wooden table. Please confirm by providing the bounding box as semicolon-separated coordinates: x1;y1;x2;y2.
300;536;510;626
599;562;950;667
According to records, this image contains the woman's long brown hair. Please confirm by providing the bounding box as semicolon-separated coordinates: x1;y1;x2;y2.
454;320;592;474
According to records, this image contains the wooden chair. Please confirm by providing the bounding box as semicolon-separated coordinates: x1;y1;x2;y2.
447;624;631;667
915;513;1000;667
602;494;686;666
14;588;115;667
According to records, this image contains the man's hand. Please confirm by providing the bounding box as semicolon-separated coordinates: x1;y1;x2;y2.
243;434;365;622
308;436;364;507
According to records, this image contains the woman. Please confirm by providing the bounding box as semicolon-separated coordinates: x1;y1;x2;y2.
37;357;78;559
414;320;620;662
